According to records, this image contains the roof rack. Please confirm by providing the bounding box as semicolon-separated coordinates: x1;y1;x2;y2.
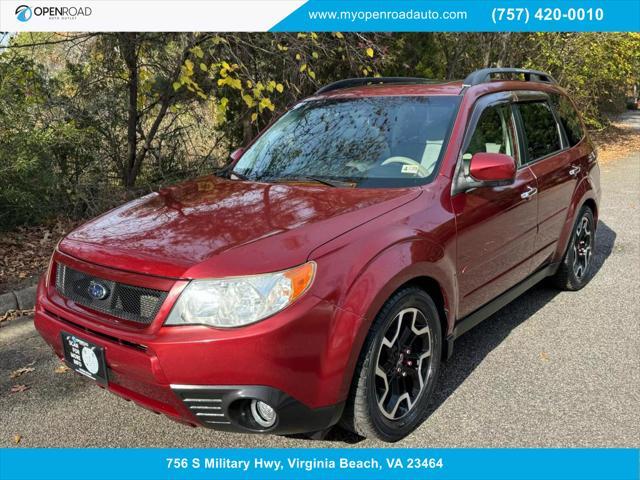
463;68;557;87
315;77;434;95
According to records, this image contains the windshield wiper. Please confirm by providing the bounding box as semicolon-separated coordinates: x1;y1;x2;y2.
275;175;355;188
214;163;249;180
229;170;249;180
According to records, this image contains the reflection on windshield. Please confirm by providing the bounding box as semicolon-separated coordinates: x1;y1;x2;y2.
235;95;461;188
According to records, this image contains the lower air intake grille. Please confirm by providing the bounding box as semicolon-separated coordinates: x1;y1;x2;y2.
55;263;168;325
172;387;231;426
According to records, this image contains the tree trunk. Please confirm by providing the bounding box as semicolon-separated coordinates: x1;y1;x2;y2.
496;33;512;67
242;117;253;145
482;34;494;68
118;33;139;189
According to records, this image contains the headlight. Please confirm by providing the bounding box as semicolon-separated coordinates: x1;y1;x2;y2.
165;261;316;328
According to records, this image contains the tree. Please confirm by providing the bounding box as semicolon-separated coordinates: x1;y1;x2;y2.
113;33;217;187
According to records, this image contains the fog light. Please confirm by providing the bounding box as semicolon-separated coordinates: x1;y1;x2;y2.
250;400;277;428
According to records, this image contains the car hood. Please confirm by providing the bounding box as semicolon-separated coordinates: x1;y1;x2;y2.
59;176;420;279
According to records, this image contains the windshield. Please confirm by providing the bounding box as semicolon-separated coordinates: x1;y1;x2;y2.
234;95;461;188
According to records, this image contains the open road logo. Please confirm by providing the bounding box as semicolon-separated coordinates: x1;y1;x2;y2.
14;4;92;21
15;5;32;22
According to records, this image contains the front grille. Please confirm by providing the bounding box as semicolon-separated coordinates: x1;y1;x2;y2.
55;263;168;325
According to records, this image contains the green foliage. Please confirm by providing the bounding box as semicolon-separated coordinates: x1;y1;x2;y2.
0;55;101;228
525;33;640;127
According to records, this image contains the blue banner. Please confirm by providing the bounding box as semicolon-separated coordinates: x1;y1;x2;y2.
271;0;640;31
1;448;638;480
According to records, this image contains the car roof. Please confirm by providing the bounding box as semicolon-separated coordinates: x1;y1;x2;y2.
311;81;465;99
309;78;564;102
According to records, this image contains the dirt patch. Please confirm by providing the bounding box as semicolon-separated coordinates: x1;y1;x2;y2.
591;120;640;164
0;219;82;294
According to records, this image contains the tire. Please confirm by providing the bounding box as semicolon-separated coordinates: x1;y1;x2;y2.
341;287;442;442
550;206;596;291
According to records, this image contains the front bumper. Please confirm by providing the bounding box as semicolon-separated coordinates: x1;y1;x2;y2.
34;270;347;434
171;385;343;434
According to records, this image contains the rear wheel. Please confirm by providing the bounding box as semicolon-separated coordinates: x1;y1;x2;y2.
341;287;442;442
551;206;595;291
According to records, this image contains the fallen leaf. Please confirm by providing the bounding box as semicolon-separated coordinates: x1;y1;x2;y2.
0;309;34;325
54;364;70;374
13;435;22;444
9;367;35;379
10;384;30;393
0;219;82;294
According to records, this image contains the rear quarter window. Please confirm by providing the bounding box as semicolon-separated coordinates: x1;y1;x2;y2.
550;93;585;147
518;101;562;162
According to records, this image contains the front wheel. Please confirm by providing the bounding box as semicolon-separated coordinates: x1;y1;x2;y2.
341;287;442;442
551;206;596;291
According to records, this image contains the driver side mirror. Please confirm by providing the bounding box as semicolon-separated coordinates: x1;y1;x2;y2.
456;152;516;193
468;152;516;185
230;147;245;163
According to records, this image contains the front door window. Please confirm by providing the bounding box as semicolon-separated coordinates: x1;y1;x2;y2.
464;104;516;160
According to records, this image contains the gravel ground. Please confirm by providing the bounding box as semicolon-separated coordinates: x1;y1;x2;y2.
1;120;638;448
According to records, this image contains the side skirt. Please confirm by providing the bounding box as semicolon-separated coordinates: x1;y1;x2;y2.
444;262;559;359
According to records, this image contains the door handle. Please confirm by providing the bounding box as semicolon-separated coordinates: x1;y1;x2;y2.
569;165;581;176
520;186;537;200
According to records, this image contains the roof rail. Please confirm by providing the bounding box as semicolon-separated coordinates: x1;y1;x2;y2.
463;68;557;87
315;77;434;95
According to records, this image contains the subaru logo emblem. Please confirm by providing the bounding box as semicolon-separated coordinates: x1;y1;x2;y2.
15;5;32;22
87;281;109;300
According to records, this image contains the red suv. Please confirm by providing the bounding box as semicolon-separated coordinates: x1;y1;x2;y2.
35;68;600;442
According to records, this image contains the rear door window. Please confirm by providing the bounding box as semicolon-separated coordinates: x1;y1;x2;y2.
518;101;562;162
550;93;585;147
